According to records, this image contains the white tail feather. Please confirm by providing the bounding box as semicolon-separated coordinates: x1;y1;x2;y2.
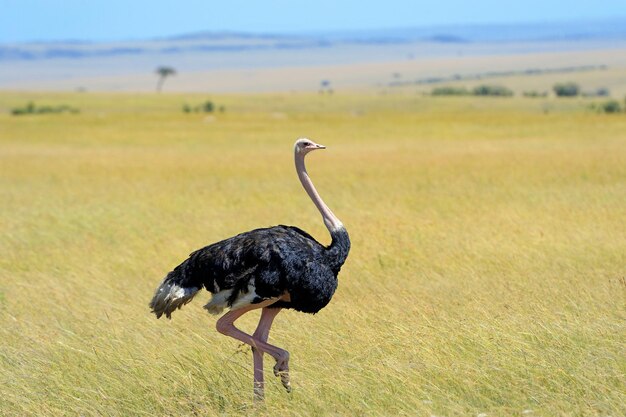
149;279;200;319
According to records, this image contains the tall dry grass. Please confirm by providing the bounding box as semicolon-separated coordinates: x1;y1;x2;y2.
0;92;624;416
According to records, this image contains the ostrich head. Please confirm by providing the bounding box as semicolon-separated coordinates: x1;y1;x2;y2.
294;138;326;155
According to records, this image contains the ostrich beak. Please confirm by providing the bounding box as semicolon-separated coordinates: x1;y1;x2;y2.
315;144;326;149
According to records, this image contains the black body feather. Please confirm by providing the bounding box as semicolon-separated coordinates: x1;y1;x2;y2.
150;224;350;317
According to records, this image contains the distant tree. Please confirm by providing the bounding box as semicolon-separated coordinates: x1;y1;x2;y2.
319;80;332;94
155;66;176;92
553;82;580;97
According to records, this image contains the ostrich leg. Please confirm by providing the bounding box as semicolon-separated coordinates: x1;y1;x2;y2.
215;300;291;399
251;307;282;400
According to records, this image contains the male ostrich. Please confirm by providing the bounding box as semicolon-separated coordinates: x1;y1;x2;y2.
149;138;350;399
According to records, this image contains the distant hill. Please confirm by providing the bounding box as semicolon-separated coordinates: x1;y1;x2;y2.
2;17;626;93
312;17;626;43
2;17;626;62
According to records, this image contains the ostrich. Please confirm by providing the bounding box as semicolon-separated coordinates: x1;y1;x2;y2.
149;138;350;399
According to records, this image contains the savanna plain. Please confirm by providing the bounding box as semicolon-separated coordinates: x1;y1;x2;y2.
0;91;624;416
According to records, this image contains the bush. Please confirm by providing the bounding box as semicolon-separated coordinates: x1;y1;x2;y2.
582;88;611;98
595;87;610;97
10;102;78;115
431;86;470;96
201;101;214;113
11;108;27;115
431;85;514;97
182;100;221;113
523;91;548;98
597;100;622;114
472;85;514;97
553;82;580;97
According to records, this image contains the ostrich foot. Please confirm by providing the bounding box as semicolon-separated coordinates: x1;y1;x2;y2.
273;354;291;392
253;383;264;401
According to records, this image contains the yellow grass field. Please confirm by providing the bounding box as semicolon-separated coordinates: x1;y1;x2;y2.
0;91;625;416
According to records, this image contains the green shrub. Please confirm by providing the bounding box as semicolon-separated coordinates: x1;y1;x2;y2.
11;108;27;115
582;88;610;98
10;102;78;116
597;100;622;114
201;101;214;113
472;85;513;97
553;82;580;97
182;100;221;113
431;86;470;96
523;91;548;98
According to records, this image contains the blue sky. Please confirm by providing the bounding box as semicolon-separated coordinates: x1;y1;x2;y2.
2;0;626;42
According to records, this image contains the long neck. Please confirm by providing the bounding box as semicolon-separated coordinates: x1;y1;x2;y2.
295;151;344;233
